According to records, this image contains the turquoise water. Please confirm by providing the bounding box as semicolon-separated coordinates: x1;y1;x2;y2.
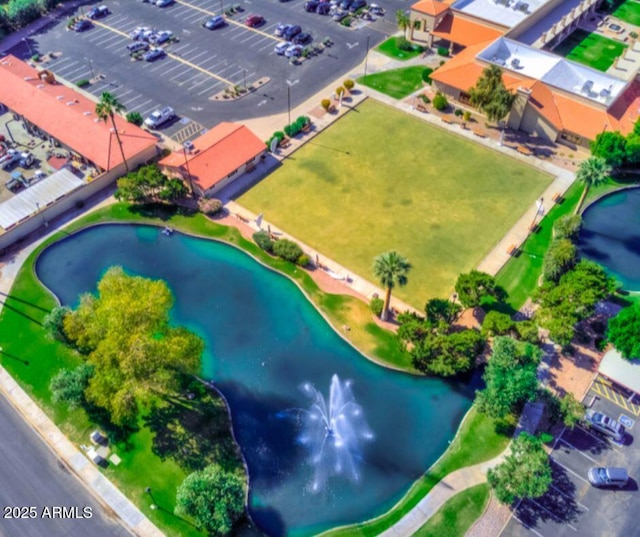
36;224;479;536
579;188;640;291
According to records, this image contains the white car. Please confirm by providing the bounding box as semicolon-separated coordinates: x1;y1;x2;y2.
274;41;290;55
284;44;302;58
144;106;175;128
129;26;151;39
150;30;173;45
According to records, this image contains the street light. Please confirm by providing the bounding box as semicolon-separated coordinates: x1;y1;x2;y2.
287;84;291;128
363;35;371;82
23;38;34;57
86;58;96;81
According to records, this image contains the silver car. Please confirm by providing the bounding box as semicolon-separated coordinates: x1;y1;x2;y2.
588;467;628;488
585;410;625;442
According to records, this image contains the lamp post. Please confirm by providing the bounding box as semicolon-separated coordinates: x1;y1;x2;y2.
23;38;34;57
363;35;371;82
86;58;96;81
243;68;247;92
287;84;291;128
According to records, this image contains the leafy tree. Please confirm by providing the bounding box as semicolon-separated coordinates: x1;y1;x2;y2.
476;337;541;419
43;305;71;343
95;92;129;172
175;464;245;536
488;432;552;505
252;231;274;253
115;165;186;203
514;320;540;345
543;238;577;283
63;267;203;426
608;304;640;359
425;298;461;325
554;214;582;242
469;65;515;124
559;393;585;428
455;270;498;308
273;239;303;263
199;198;223;216
372;251;411;321
482;311;515;338
432;92;448;111
395;9;410;37
574;157;612;213
158;177;188;201
591;131;627;167
410;328;485;377
50;364;94;409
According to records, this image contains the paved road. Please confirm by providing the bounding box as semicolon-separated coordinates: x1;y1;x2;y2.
0;394;131;537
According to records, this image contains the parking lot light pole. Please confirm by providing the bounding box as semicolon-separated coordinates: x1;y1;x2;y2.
287;85;291;128
363;35;371;82
219;0;223;14
86;58;96;81
243;69;247;92
23;38;33;57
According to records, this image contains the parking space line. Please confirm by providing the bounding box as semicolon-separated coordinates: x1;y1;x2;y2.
548;484;589;511
162;62;190;76
197;84;217;96
550;458;590;484
182;50;209;63
527;499;578;531
170;67;194;81
183;11;204;23
90;19;131;39
591;380;640;416
558;438;599;463
511;515;545;537
130;98;153;112
574;424;622;451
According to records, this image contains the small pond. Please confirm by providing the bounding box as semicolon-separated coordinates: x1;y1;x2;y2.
36;224;479;536
578;188;640;292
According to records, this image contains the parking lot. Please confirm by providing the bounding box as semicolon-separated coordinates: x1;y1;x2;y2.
11;0;406;143
502;386;640;537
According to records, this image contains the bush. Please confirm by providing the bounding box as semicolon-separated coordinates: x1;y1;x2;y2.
343;79;355;90
321;98;331;111
419;94;431;104
454;108;464;117
198;198;223;216
75;79;90;88
543;238;577;282
335;86;345;96
439;60;445;66
273;239;303;263
554;215;582;242
43;306;71;343
253;231;274;253
631;31;639;39
559;393;585;428
267;130;285;151
296;254;310;267
370;297;384;317
341;16;352;26
482;311;515;337
595;336;607;351
515;320;540;345
396;36;412;51
432;92;448;111
437;46;449;56
422;67;433;84
463;110;471;121
126;111;143;126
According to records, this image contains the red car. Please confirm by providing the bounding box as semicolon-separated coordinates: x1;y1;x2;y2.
245;14;264;27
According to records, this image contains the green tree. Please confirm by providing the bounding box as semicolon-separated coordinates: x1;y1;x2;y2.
553;214;582;241
43;305;71;343
574;157;612;214
559;393;585;428
372;251;411;321
414;329;485;377
488;433;552;505
425;298;461;325
175;464;245;535
395;9;410;37
469;65;515;124
542;238;577;283
50;364;94;410
482;311;515;338
608;304;640;359
625;133;640;165
476;337;541;419
590;131;627;167
158;177;189;201
63;267;203;426
273;239;303;263
455;270;498;308
95;92;129;173
115;164;183;203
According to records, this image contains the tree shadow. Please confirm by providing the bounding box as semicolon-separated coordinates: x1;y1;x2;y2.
0;291;49;312
559;426;613;457
0;300;43;326
82;400;138;445
127;203;196;222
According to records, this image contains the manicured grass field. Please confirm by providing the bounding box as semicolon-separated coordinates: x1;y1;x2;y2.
414;483;490;537
240;100;552;307
357;66;425;99
554;29;627;71
376;36;425;61
613;0;640;27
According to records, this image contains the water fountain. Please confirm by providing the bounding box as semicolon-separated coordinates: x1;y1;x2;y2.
298;374;374;492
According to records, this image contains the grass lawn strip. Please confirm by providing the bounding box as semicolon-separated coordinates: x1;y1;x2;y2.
375;37;425;61
553;29;627;71
612;0;640;27
240;99;552;307
414;483;491;537
357;66;425;99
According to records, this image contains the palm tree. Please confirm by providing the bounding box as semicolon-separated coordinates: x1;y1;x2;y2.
95;92;129;173
395;10;410;38
575;157;612;214
372;251;411;321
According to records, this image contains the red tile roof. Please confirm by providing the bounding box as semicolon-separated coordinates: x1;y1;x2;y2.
159;123;265;191
0;55;157;171
431;14;503;47
412;0;450;16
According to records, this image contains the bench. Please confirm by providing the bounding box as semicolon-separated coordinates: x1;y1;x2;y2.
472;129;486;138
441;117;453;124
516;145;533;156
552;192;562;203
279;138;291;149
507;244;518;256
416;103;428;113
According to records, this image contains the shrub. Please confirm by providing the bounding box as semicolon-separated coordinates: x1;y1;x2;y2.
421;67;433;84
343;79;355;90
273;239;304;263
296;115;310;126
454;108;464;117
554;215;582;242
253;231;274;253
43;306;71;343
396;36;412;51
543;238;577;282
419;94;431;104
515;320;540;345
631;31;639;39
439;60;445;66
198;198;223;216
75;79;90;88
126;111;143;126
31;54;41;62
432;92;448;111
437;46;449;56
370;297;384;317
321;98;331;111
559;393;585;428
284;124;294;137
335;86;345;96
595;336;607;351
463;110;471;121
482;311;515;337
341;16;352;26
296;254;310;267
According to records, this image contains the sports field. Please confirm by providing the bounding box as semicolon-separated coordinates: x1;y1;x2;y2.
554;29;627;71
613;0;640;27
239;100;553;307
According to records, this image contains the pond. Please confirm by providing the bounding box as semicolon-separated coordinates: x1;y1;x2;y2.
578;188;640;292
36;224;479;536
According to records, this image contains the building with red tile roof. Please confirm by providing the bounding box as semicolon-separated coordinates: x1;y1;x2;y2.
159;123;266;197
0;55;157;173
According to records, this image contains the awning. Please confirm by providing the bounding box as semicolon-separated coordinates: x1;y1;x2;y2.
599;350;640;395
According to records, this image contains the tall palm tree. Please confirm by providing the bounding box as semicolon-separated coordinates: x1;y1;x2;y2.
575;157;612;214
395;9;410;38
372;251;411;321
95;92;129;173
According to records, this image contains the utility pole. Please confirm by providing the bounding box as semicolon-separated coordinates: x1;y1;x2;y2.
363;35;371;82
287;85;291;127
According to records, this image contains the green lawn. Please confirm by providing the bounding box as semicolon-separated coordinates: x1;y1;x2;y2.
415;483;490;537
376;37;425;61
613;0;640;27
554;29;627;71
320;407;510;537
240;99;552;308
357;66;425;99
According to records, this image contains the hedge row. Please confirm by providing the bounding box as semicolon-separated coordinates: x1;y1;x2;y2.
0;0;60;33
252;232;309;266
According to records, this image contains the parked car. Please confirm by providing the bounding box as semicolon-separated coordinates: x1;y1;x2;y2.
588;467;629;488
19;152;34;168
585;410;625;442
150;30;173;44
87;5;109;19
349;0;366;11
304;1;319;11
339;0;352;10
369;3;384;15
156;0;174;6
143;47;166;61
127;41;149;54
245;14;265;27
144;106;175;128
274;22;289;36
332;10;348;21
0;149;20;169
317;3;331;14
274;41;290;55
204;15;226;29
73;19;92;32
293;32;312;45
283;24;301;40
284;44;303;58
129;26;151;39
